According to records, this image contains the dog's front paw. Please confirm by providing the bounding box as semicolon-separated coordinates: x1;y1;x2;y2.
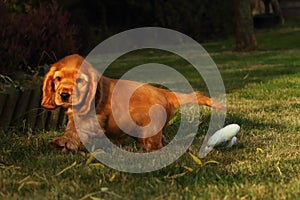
50;136;83;152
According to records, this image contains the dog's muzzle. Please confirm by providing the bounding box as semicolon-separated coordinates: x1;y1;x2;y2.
60;92;71;102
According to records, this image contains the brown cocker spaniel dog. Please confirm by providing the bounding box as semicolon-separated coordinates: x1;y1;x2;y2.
42;54;224;152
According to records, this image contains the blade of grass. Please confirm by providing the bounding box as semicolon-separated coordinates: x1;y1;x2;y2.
55;161;77;176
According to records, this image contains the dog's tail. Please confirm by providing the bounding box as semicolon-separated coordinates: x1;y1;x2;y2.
165;91;225;110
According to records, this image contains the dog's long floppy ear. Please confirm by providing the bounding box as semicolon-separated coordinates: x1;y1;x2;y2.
78;60;100;116
41;65;58;109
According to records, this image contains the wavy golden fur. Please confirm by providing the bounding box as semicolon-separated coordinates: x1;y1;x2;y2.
41;54;224;152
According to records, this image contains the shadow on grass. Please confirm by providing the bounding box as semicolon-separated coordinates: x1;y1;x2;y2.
225;112;287;132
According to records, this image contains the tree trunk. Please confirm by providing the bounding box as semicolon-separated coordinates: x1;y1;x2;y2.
271;0;285;24
235;0;258;51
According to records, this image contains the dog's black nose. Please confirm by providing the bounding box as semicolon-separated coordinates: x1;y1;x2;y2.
60;92;70;102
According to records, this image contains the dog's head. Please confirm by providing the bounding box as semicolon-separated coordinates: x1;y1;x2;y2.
41;54;99;115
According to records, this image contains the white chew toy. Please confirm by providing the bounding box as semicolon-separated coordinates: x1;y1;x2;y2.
204;124;240;154
207;124;240;146
225;136;237;148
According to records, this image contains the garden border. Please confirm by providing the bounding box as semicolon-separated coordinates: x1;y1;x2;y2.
0;85;67;131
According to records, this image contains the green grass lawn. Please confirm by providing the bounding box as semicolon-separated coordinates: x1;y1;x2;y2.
1;24;300;199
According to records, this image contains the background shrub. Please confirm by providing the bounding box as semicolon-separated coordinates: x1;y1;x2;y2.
0;0;78;77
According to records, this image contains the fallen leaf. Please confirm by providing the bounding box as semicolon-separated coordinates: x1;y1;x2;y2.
188;152;202;166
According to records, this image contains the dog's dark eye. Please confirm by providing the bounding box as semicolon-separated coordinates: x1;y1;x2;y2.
56;76;61;81
76;78;83;83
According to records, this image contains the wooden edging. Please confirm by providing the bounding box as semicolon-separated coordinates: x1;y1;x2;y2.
0;86;67;131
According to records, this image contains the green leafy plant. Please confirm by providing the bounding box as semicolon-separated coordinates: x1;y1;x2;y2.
0;74;18;91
